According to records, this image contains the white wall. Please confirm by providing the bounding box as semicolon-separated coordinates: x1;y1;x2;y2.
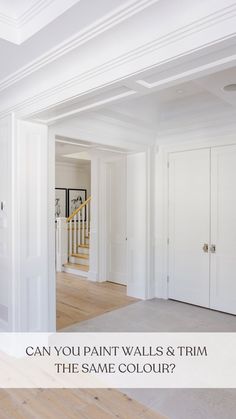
55;161;91;198
0;115;13;331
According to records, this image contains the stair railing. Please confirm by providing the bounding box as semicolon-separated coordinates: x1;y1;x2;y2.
67;196;91;256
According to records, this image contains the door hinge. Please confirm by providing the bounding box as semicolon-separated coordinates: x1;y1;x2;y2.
167;238;170;245
167;161;170;168
167;275;170;283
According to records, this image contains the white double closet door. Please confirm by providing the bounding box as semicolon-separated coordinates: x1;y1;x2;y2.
168;145;236;315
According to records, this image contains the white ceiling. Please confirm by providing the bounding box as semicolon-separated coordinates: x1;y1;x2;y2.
49;65;236;148
55;136;130;164
196;67;236;107
115;74;236;128
48;66;236;134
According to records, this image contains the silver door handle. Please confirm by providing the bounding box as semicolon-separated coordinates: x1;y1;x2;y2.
202;243;209;253
210;244;216;253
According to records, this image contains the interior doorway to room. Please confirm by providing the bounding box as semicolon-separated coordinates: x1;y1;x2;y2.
55;138;92;277
54;136;134;330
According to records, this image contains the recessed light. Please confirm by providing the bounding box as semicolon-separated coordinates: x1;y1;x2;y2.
223;84;236;92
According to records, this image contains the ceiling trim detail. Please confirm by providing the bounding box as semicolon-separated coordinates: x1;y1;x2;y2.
34;90;137;123
0;0;80;44
1;40;236;121
0;12;15;27
0;0;158;91
1;2;236;120
0;0;236;94
18;0;54;26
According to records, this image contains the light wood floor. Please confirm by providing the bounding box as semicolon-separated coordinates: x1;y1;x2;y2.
0;389;165;419
57;272;138;330
0;277;164;419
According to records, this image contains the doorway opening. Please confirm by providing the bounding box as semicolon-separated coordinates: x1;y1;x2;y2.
55;138;91;277
54;135;137;330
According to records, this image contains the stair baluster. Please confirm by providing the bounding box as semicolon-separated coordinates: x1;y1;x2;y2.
66;196;91;273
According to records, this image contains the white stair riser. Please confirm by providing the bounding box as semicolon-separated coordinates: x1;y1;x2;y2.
69;256;89;265
77;247;89;255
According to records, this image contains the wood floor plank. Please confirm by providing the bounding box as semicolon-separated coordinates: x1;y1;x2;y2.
0;277;164;419
56;273;138;330
0;389;165;419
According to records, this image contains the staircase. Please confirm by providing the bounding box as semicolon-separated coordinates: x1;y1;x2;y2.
63;196;91;277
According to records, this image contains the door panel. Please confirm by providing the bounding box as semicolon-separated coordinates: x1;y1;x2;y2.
106;158;127;285
210;145;236;315
169;149;210;307
16;120;49;331
127;152;147;299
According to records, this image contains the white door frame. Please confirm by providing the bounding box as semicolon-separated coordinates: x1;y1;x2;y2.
156;137;236;302
49;137;156;329
48;131;56;331
103;156;128;286
1;121;155;332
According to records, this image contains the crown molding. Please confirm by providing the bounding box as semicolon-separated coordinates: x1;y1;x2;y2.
2;40;235;122
1;2;236;120
0;12;15;27
0;0;80;44
0;0;236;91
34;90;137;123
18;0;54;26
0;0;158;88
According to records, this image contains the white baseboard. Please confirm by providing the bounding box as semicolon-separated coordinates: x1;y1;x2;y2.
62;266;88;278
88;270;98;282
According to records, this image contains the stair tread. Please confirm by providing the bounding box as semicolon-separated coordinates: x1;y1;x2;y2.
71;253;89;259
64;263;89;272
77;244;90;249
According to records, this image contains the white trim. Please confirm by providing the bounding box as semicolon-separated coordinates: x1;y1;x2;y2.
18;0;56;26
0;0;80;44
0;0;158;88
55;160;91;170
87;270;98;282
0;0;235;116
146;146;156;299
2;41;236;123
48;132;56;331
56;139;92;147
0;12;15;27
136;53;236;89
36;90;136;124
62;266;88;278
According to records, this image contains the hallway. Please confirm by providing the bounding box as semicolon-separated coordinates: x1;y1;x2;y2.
56;273;138;330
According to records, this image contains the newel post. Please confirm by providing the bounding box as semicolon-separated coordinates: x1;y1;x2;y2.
56;217;68;272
